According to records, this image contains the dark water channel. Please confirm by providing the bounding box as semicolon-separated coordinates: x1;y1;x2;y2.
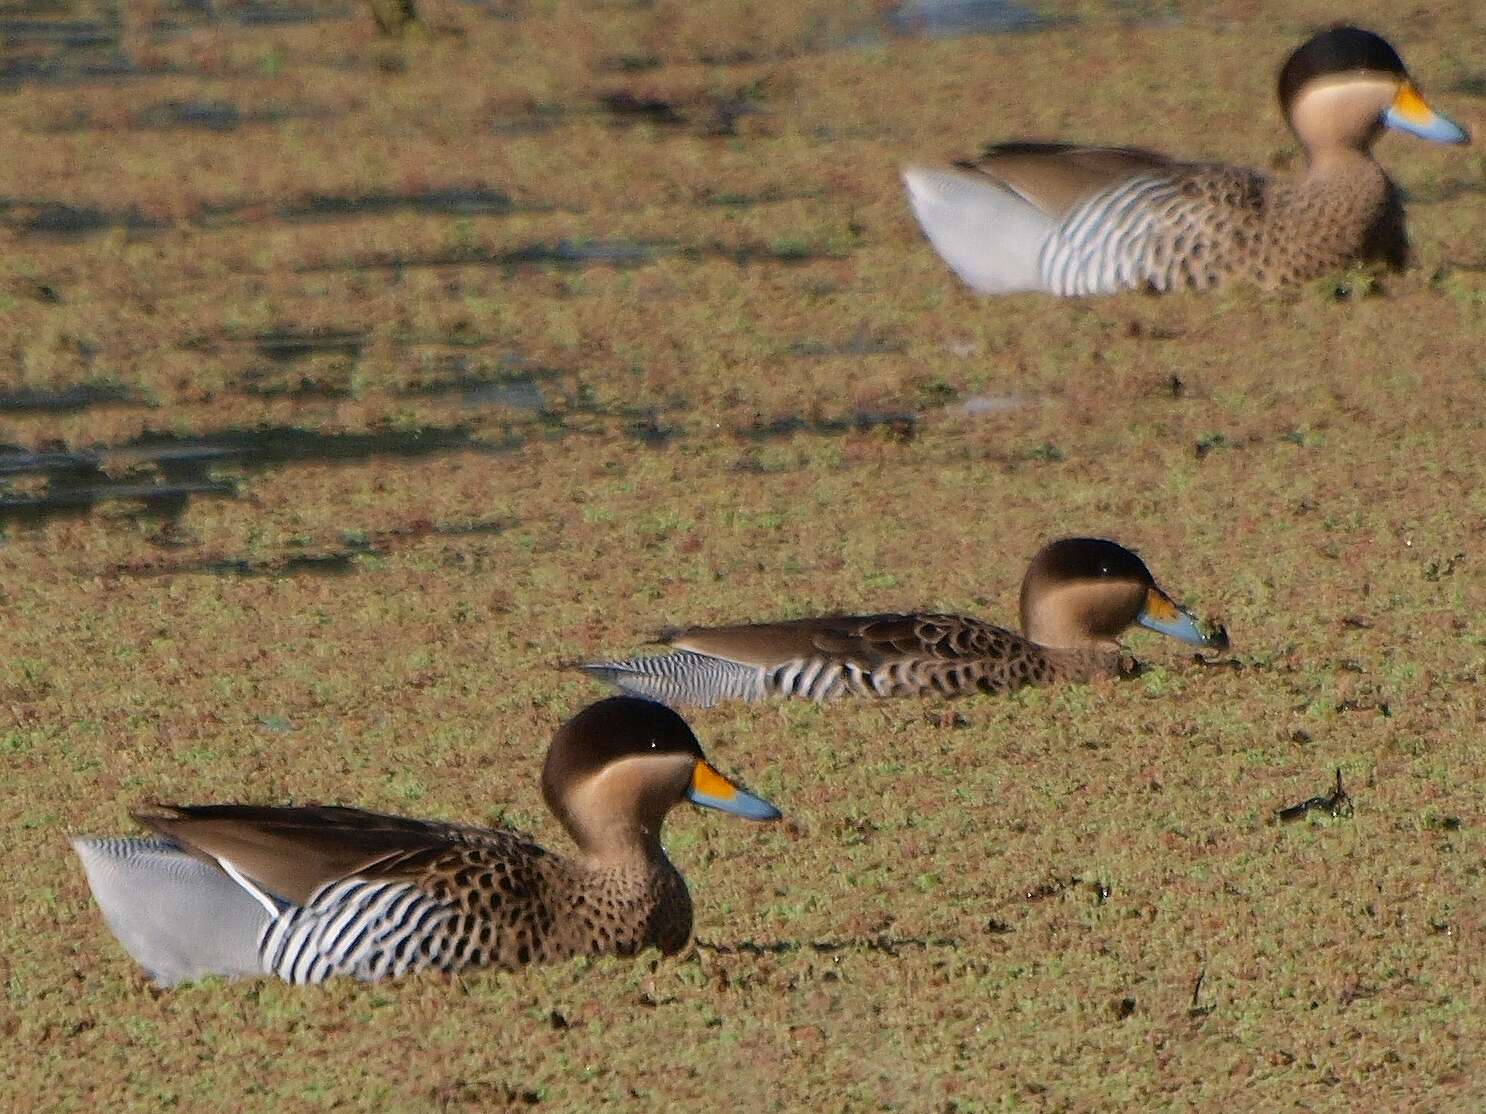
0;0;1047;565
0;426;496;527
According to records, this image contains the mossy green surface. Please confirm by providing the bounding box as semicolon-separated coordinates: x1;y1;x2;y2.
2;1;1485;1108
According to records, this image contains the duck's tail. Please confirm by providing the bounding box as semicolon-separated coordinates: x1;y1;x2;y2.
574;652;766;708
71;836;273;986
902;165;1054;294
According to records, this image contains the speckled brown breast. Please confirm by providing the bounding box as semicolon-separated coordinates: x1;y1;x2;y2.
402;832;692;969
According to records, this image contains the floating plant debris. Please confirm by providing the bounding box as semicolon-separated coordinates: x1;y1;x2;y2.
112;517;511;578
957;394;1027;416
1276;769;1354;823
276;187;520;222
39;100;332;134
1193;620;1231;654
1189;968;1215;1018
695;935;958;957
785;325;906;359
399;373;546;412
598;91;685;126
295;236;850;275
248;329;367;364
293;239;667;275
184;549;366;578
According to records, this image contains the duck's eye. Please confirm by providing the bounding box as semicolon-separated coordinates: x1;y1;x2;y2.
1098;564;1112;577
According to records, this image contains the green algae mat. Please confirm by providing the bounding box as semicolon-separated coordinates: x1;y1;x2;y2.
2;0;1484;1108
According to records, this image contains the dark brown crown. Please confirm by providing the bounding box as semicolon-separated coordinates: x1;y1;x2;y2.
541;697;703;807
1279;26;1407;117
1029;537;1154;586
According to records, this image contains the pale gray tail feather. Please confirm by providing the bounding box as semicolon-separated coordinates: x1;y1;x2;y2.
902;165;1055;294
71;836;274;986
579;651;766;708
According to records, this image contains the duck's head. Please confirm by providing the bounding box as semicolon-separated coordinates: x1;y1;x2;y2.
1018;537;1226;652
542;696;780;855
1279;26;1468;154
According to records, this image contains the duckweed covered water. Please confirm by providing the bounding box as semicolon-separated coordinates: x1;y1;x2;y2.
2;0;1485;1108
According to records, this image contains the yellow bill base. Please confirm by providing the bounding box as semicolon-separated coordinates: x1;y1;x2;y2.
691;761;737;801
1143;588;1179;622
1392;83;1434;125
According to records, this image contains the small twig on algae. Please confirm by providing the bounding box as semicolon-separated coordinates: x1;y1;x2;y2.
1188;965;1214;1018
1276;768;1354;823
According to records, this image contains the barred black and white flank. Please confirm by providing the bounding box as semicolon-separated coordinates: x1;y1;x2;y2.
582;614;1122;709
580;650;770;708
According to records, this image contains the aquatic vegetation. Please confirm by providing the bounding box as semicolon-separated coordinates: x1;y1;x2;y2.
2;0;1484;1108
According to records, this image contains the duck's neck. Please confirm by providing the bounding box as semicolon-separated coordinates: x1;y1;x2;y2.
1292;146;1397;219
562;813;673;867
1267;145;1405;276
1034;642;1137;683
1301;144;1383;181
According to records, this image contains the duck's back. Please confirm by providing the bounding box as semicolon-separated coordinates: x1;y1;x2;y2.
964;143;1180;215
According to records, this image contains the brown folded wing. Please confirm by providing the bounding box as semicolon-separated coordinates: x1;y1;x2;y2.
132;803;518;907
960;142;1181;216
664;613;1022;670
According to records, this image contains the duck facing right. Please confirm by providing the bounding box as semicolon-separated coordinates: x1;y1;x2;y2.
902;26;1471;297
71;697;780;987
580;537;1227;708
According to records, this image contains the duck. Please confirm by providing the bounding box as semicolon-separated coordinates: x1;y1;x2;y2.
901;26;1470;296
579;537;1227;707
70;697;780;987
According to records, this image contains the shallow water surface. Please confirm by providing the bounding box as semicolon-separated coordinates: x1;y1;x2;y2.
0;383;142;414
0;425;499;526
888;0;1056;38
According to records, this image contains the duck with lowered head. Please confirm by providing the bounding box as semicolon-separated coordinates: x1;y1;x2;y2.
580;537;1228;707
